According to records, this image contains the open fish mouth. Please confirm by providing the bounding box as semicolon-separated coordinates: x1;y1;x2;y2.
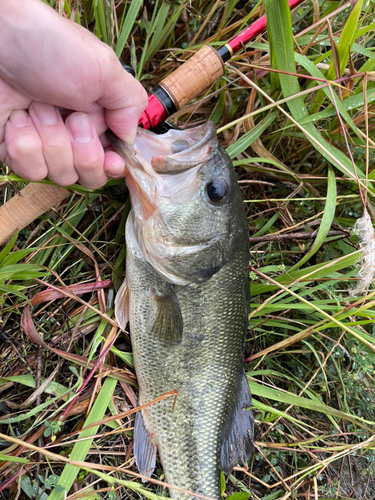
116;121;217;175
107;122;219;221
107;122;217;183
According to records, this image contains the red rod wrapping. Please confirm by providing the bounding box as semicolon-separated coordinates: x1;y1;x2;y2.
138;94;168;130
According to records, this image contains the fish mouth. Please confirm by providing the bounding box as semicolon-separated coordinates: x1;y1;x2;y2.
133;121;217;174
107;121;217;174
107;121;218;213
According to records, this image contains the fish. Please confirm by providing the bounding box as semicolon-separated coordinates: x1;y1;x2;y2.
107;122;254;500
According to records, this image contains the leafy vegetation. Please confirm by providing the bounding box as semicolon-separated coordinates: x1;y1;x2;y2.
1;0;375;499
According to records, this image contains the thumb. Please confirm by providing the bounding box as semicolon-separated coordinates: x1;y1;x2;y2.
98;59;148;145
105;100;146;146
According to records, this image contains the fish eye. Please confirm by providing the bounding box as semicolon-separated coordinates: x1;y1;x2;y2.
206;178;228;203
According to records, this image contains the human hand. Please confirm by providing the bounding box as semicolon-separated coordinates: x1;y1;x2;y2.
0;0;147;189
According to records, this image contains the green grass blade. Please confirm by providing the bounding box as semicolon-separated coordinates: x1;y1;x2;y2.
0;263;43;281
85;469;173;500
110;346;133;368
0;232;18;265
313;0;364;110
252;267;375;351
250;252;359;295
333;0;364;77
297;85;375;127
0;374;68;398
227;112;278;159
210;85;227;124
252;212;280;238
254;400;315;427
47;377;117;500
92;0;108;44
144;2;184;67
289;166;337;271
0;394;64;425
258;6;370;192
113;244;126;292
137;1;184;78
0;284;28;301
234;157;300;183
293;52;365;141
0;455;29;464
116;0;143;57
2;248;37;266
248;379;373;429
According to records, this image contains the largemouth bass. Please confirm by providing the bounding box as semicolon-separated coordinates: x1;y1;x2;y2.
108;122;254;500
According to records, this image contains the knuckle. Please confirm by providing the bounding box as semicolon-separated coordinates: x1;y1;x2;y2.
24;169;48;182
50;173;78;187
76;152;104;172
45;136;69;154
81;178;107;190
11;134;40;157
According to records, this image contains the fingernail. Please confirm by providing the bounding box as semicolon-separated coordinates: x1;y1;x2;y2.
106;160;126;178
106;107;139;146
9;110;29;128
123;129;136;147
32;102;59;125
106;169;125;179
68;113;94;144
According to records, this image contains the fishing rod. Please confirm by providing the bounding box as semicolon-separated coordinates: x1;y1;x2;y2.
0;0;306;245
139;0;305;130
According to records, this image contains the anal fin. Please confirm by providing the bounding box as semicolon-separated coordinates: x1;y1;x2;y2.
134;410;157;482
151;286;183;346
115;277;129;329
220;371;254;475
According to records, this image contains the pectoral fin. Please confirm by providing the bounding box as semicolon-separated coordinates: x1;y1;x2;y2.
220;371;254;474
134;410;157;482
115;277;129;329
151;287;183;346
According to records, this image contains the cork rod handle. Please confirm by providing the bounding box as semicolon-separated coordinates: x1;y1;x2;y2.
159;45;225;110
0;183;70;245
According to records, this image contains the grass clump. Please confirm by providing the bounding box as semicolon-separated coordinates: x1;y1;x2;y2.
1;0;375;499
